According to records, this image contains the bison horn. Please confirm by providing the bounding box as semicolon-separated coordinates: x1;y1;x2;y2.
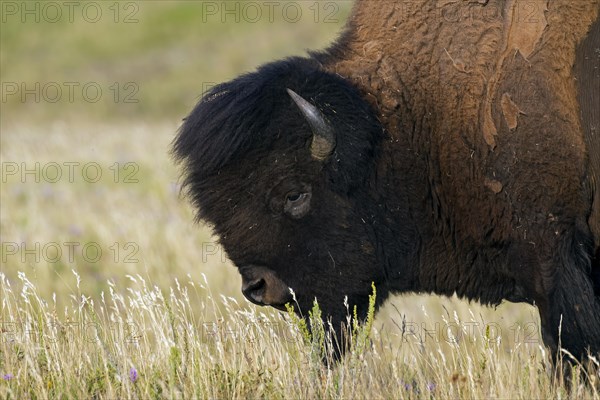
287;88;336;161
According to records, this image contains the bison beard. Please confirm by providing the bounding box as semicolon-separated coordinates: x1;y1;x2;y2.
173;0;600;362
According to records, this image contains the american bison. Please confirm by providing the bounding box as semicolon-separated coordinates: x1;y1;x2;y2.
173;0;600;360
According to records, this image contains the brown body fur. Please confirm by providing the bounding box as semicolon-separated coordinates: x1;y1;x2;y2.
317;0;599;354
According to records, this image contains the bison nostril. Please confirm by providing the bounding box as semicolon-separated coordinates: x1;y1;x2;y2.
242;278;266;304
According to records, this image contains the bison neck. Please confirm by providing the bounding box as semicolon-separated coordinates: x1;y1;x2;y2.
316;0;599;305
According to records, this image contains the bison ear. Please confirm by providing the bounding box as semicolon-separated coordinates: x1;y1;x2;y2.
287;88;336;161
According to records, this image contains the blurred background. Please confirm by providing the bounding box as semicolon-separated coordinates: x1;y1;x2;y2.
1;0;540;351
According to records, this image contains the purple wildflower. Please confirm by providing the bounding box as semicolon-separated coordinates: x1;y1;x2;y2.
402;381;412;390
68;224;83;237
129;367;138;383
427;382;436;391
2;374;13;381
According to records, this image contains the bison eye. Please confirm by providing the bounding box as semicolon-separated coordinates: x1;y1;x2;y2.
286;193;302;202
284;191;311;219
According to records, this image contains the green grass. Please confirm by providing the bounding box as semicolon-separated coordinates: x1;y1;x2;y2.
1;1;599;398
0;1;354;125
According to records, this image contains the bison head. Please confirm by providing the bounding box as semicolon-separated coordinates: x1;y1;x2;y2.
173;58;392;351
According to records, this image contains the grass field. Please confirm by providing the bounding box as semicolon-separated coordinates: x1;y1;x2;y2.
1;1;599;398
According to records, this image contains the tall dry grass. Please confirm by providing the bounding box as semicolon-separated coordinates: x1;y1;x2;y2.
2;268;599;399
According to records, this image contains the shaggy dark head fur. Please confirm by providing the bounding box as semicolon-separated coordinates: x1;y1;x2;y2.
172;57;388;345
